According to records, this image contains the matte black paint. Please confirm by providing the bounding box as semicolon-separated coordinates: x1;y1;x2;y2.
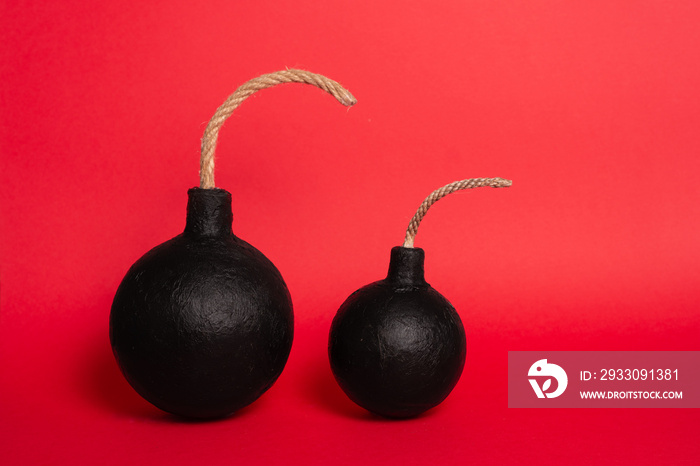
110;188;293;419
328;247;466;418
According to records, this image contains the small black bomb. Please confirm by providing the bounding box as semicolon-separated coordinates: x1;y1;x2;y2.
329;177;512;418
110;70;356;419
328;246;465;418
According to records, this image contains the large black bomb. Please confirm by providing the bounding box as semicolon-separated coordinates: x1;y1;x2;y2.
328;177;512;418
110;188;293;419
109;69;356;419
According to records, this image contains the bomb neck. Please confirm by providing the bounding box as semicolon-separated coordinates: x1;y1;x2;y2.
386;246;427;286
184;188;233;237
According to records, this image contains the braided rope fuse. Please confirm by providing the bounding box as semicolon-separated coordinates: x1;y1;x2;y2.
403;177;513;248
200;69;357;189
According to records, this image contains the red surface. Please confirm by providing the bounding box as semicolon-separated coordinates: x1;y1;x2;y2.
1;1;699;464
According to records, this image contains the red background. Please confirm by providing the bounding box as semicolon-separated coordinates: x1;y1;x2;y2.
1;1;699;464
